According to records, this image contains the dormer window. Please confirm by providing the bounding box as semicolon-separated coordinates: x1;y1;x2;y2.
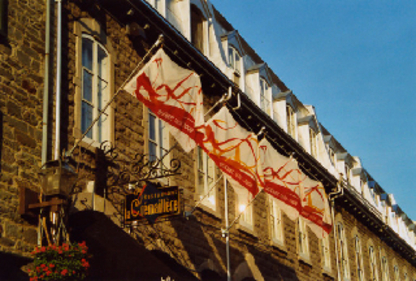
260;78;271;115
345;164;351;184
286;105;296;138
309;128;317;158
191;5;205;53
228;46;241;85
329;148;336;165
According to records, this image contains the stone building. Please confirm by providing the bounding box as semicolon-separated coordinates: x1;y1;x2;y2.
0;0;415;280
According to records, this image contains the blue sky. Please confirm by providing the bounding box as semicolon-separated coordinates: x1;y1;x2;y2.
210;0;416;220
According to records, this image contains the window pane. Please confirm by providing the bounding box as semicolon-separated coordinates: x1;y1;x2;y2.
228;47;234;67
149;113;156;141
159;119;164;156
97;78;108;110
81;102;93;138
149;142;157;162
82;37;93;70
82;70;93;102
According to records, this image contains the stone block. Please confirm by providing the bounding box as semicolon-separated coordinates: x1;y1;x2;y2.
22;227;37;245
16;131;37;148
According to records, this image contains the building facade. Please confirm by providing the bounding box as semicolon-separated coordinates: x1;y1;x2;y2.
0;0;415;280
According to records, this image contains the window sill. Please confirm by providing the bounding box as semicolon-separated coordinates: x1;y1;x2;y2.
193;194;221;219
270;238;287;253
237;222;257;238
298;253;312;267
322;266;334;279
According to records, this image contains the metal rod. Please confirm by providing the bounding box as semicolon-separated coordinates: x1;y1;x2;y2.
66;35;164;157
54;0;62;160
224;177;231;281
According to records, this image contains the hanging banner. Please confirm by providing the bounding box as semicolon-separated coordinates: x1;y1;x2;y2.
259;139;332;237
200;106;263;197
299;177;332;237
124;48;204;153
259;139;302;221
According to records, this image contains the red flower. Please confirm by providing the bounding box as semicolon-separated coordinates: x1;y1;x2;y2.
40;247;46;252
82;250;86;254
58;250;63;254
29;277;38;281
46;271;52;276
61;269;68;276
36;267;40;272
73;270;76;274
49;263;55;268
40;264;46;268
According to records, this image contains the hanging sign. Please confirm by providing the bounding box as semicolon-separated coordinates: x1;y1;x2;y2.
125;182;181;224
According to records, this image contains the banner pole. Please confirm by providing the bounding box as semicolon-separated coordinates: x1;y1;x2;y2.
66;34;164;158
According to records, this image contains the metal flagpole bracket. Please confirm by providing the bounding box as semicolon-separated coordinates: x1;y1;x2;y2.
231;92;241;111
204;87;233;117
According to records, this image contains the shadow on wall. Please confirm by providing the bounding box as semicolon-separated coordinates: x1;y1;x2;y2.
68;210;199;281
0;252;32;281
0;110;3;173
247;244;300;281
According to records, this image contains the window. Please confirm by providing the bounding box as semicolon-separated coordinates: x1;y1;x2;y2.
337;223;350;280
196;147;216;210
81;35;111;144
344;163;351;184
0;0;7;38
270;198;284;245
369;245;379;281
298;217;309;259
381;256;389;281
191;5;205;53
309;128;317;158
148;109;169;165
354;236;364;281
321;234;331;271
260;78;271;115
228;46;241;86
286;105;296;138
237;190;253;230
394;265;400;281
329;147;336;165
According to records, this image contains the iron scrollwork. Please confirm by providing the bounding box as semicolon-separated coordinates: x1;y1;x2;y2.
100;141;181;194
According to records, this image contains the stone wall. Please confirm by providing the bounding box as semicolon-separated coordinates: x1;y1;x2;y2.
0;0;45;258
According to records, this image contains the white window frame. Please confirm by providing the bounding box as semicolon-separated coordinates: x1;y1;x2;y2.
381;256;389;281
269;197;284;246
80;34;111;145
228;46;241;75
260;78;271;116
337;222;351;280
394;265;400;281
298;217;310;260
355;235;365;281
286;105;296;139
237;192;254;231
147;109;170;182
196;147;217;211
369;246;379;281
321;234;331;272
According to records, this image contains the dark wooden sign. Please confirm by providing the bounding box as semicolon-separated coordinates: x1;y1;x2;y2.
125;182;180;224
